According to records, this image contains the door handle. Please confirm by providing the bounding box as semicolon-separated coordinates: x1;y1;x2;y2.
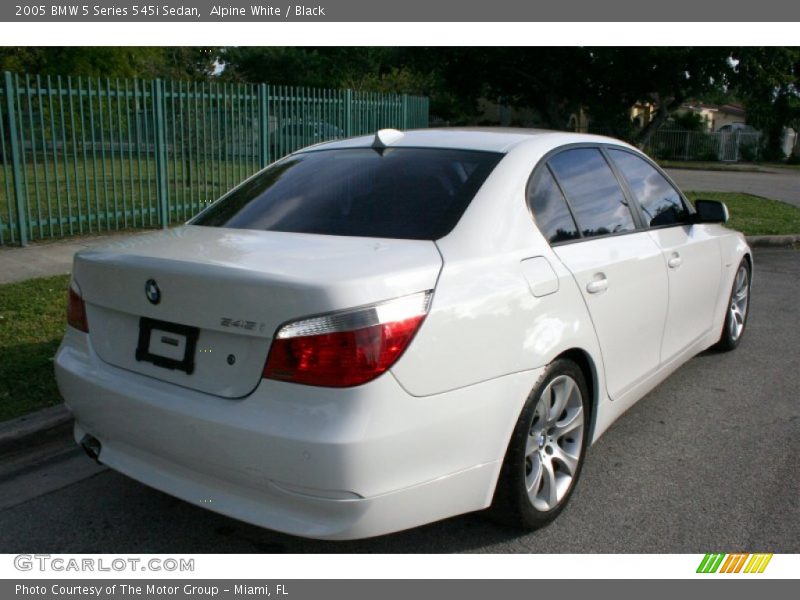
586;275;608;294
668;253;683;269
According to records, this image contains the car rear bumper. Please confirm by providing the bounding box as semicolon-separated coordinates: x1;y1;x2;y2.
55;327;539;539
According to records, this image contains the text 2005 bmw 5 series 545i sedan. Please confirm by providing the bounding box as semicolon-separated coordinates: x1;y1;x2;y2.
55;128;752;540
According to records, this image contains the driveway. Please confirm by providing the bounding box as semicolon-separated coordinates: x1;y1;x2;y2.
0;248;797;553
666;167;800;208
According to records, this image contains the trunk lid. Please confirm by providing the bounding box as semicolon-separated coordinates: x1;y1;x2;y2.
73;225;442;398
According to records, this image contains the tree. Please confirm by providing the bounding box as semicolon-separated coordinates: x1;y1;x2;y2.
732;47;800;160
218;47;486;121
218;47;392;88
7;45;798;156
391;48;495;121
0;47;218;80
393;48;738;136
576;48;736;143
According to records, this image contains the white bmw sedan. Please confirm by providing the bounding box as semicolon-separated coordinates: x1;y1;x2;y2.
55;128;752;539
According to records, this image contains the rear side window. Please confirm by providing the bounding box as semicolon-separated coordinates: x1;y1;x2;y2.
607;149;690;227
528;168;580;244
191;148;503;241
548;148;636;238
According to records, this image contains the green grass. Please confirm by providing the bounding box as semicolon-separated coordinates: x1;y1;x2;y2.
0;274;69;421
0;157;257;242
685;191;800;236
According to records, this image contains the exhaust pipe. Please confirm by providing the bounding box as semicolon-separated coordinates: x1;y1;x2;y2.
80;434;102;464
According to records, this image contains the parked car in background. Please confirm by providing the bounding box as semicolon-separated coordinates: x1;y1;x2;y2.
56;128;752;539
717;122;758;134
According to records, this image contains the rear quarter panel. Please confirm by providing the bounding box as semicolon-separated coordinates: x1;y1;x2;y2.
391;140;606;406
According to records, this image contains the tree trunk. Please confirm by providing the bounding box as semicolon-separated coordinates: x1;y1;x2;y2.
634;102;672;148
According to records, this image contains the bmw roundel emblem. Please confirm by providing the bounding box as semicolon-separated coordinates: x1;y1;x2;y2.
145;279;161;305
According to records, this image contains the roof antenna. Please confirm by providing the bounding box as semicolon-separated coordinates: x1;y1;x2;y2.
372;128;404;149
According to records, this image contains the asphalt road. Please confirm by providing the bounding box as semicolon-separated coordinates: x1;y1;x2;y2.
0;249;798;553
666;167;800;207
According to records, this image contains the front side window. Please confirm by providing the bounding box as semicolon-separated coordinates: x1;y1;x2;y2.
608;149;689;228
528;167;580;244
192;147;503;241
548;148;636;238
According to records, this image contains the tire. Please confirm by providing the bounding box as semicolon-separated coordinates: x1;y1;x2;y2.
714;258;751;352
489;358;590;530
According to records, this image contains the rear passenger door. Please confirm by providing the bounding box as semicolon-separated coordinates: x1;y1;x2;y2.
528;147;669;400
606;149;722;362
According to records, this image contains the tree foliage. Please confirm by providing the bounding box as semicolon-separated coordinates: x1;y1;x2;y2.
0;47;218;80
731;47;800;159
219;47;387;88
2;46;799;154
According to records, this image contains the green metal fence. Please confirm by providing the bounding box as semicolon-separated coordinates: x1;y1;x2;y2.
0;71;430;246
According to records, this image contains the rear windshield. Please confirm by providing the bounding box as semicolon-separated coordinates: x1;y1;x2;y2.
191;147;503;240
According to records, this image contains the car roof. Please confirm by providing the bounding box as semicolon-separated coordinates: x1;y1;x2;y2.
300;127;632;154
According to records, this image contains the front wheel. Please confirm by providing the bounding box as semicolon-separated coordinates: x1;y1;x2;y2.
489;359;589;529
715;259;751;351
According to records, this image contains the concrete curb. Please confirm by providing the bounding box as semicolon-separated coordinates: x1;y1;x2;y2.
746;234;800;248
0;404;73;456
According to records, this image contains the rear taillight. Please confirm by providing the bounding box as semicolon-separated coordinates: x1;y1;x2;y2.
263;291;432;387
67;281;89;333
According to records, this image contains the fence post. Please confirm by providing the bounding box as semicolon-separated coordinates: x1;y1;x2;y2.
345;89;353;136
258;83;269;167
3;72;28;246
152;78;169;228
402;93;409;129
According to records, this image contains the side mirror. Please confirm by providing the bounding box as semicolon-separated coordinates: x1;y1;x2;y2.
693;199;729;224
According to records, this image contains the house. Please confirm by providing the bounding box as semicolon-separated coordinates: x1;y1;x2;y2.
674;102;747;131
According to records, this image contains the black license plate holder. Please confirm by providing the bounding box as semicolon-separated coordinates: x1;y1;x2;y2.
135;317;199;375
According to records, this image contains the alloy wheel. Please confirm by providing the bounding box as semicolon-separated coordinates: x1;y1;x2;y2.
729;265;750;342
524;374;585;511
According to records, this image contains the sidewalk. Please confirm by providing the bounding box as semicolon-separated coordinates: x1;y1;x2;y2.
0;231;150;284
